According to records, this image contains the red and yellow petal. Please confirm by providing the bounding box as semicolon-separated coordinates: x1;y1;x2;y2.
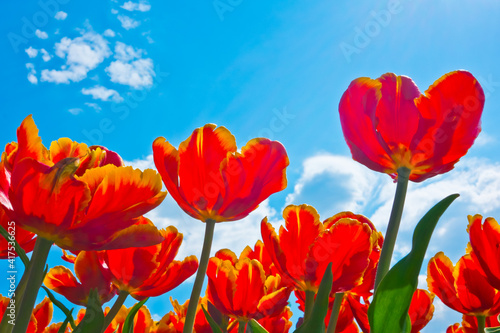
216;138;289;221
44;266;87;306
409;289;434;333
427;252;467;314
32;297;53;333
10;115;51;169
468;214;500;290
232;259;266;317
306;219;373;293
0;206;36;258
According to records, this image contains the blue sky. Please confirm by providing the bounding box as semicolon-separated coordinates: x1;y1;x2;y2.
2;0;500;331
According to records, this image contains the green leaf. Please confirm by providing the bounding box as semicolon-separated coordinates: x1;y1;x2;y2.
201;304;223;333
368;194;459;333
73;289;105;333
0;225;30;267
294;262;333;333
486;327;500;333
56;309;72;333
248;319;270;333
122;298;148;333
42;286;77;330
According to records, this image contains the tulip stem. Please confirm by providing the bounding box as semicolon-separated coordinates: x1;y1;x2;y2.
102;290;128;331
183;218;216;333
238;321;246;333
374;167;410;292
303;290;315;323
326;292;344;333
477;315;485;333
12;237;52;333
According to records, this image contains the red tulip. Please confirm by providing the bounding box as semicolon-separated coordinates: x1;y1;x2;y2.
99;226;198;300
427;252;500;316
261;205;376;293
339;71;484;182
409;289;435;333
153;124;288;222
0;203;36;258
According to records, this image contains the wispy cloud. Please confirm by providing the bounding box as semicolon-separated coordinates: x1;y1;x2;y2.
81;85;123;102
55;11;68;20
25;47;38;58
40;49;51;62
26;63;37;84
103;29;116;37
35;29;48;39
85;102;102;112
68;108;83;115
41;30;111;84
121;1;151;12
117;15;140;30
106;42;154;88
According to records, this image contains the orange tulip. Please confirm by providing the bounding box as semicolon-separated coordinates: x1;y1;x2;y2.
153;297;212;333
152;124;288;222
44;251;117;306
338;71;484;182
228;307;293;333
427;252;500;316
468;214;500;290
206;248;291;322
99;226;198;300
0;116;166;251
76;304;153;333
0;295;52;333
261;205;376;293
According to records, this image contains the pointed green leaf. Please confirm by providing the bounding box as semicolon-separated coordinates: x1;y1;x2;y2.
56;309;72;333
202;304;223;333
486;327;500;333
294;263;333;333
248;319;270;333
42;286;77;330
122;298;148;333
73;289;104;333
368;194;459;333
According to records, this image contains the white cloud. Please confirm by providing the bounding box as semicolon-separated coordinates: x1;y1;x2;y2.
475;131;495;146
85;102;102;112
40;49;51;62
103;29;116;37
41;31;111;84
68;108;83;115
35;29;48;39
26;63;37;84
106;42;154;89
54;11;67;20
81;85;123;102
111;9;119;14
121;1;151;12
25;47;38;58
117;15;140;30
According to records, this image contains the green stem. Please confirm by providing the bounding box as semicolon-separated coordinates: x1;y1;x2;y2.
102;290;128;332
477;315;485;333
374;167;410;292
303;290;315;323
183;219;216;333
12;237;52;333
238;321;246;333
326;293;344;333
0;263;30;333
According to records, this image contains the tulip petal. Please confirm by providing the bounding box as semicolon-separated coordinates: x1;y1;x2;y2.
44;266;87;306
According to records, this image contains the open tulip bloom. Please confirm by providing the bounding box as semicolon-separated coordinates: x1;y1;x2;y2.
0;69;491;333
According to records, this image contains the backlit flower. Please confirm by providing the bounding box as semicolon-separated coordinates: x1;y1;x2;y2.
206;248;291;322
0;295;52;333
261;205;376;293
409;289;435;333
99;226;198;300
153;297;212;333
338;71;484;182
0;203;36;258
427;252;500;316
44;251;117;306
152;124;288;222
